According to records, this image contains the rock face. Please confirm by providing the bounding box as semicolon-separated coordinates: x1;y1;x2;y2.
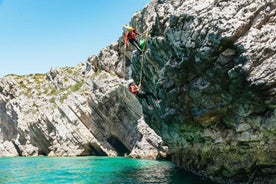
0;67;164;159
90;0;276;183
126;0;275;183
0;0;275;183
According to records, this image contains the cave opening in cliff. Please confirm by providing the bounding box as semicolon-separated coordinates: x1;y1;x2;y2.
107;136;130;156
86;143;107;156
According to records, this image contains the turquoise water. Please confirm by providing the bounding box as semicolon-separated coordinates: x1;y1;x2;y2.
0;156;214;184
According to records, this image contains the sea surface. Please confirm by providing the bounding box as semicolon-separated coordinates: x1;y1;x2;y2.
0;156;215;184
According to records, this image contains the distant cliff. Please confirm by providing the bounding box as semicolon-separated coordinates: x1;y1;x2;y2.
0;0;275;183
0;66;166;159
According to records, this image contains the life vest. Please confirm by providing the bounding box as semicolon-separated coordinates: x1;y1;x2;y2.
124;30;139;45
128;31;137;40
129;84;138;94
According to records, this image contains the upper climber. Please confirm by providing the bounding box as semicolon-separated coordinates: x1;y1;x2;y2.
124;25;143;54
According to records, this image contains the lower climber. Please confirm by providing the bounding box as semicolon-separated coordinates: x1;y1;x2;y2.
129;81;161;109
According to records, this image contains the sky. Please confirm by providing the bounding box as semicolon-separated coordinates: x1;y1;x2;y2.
0;0;151;77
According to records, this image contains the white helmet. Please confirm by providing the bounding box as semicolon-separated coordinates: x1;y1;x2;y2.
127;79;134;84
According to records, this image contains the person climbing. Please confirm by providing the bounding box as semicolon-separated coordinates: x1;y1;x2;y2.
124;25;143;54
129;81;161;109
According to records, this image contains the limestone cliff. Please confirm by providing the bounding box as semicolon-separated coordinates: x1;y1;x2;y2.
89;0;276;183
0;0;275;183
0;66;165;159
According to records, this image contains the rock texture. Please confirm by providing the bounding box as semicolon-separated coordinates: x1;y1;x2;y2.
127;0;275;183
90;0;276;183
0;67;164;159
0;0;275;183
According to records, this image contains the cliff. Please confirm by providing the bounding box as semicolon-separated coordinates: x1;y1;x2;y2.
0;66;165;159
131;0;275;183
0;0;275;183
89;0;276;183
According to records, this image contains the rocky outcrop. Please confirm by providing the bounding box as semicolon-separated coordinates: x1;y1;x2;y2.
0;0;275;183
89;0;276;183
126;0;275;183
0;67;165;159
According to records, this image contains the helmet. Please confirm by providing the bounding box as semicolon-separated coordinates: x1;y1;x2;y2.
127;79;134;85
123;25;134;31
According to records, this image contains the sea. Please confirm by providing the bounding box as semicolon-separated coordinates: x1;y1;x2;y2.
0;156;216;184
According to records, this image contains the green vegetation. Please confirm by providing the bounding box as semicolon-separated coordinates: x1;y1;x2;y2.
49;88;58;96
19;81;25;88
43;88;49;94
60;92;70;103
11;68;87;104
49;97;55;103
70;80;85;92
33;74;45;89
67;68;73;74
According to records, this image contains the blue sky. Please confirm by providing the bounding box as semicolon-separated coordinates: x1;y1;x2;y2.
0;0;150;77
